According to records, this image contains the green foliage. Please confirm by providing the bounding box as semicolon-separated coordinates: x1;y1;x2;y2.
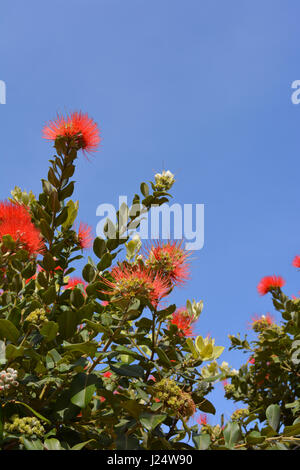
1;119;298;451
0;130;223;450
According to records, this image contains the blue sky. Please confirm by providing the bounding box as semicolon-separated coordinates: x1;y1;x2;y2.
1;0;300;424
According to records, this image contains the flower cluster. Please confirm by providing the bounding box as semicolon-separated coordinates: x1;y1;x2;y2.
223;382;235;395
153;378;196;419
102;264;170;307
292;255;300;268
0;201;44;256
197;413;208;426
257;275;285;296
154;170;175;191
170;307;195;336
25;308;48;325
250;313;276;333
231;408;250;422
0;368;19;391
144;240;190;287
77;222;93;250
43;111;101;156
5;415;45;438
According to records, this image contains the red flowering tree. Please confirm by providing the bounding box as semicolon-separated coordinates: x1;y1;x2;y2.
212;270;300;450
0;112;226;450
1;112;299;451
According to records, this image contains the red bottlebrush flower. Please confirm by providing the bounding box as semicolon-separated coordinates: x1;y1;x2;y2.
170;307;194;337
0;202;44;256
248;357;255;365
102;264;170;307
0;201;32;224
292;255;300;268
64;277;87;291
197;413;208;426
42;111;101;156
103;371;112;378
257;275;285;296
144;240;191;287
77;222;93;249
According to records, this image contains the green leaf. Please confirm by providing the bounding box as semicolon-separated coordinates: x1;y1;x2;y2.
44;438;64;450
39;218;54;242
110;363;144;378
140;182;149;197
282;422;300;437
63;341;97;356
155;347;171;367
59;181;74;200
40;321;59;342
58;311;78;339
70;373;99;409
97;252;113;271
82;264;96;283
71;439;96;450
186;338;199;359
266;404;281;432
70;288;85;308
197;398;216;415
42;285;56;305
223;422;241;449
246;431;265;445
140;413;166;431
93;237;106;258
14;401;51;424
211;345;224;360
45;348;62;369
192;433;211;450
62;200;78;229
5;344;25;360
0;319;20;343
54;206;69;227
22;438;44;450
83;319;111;336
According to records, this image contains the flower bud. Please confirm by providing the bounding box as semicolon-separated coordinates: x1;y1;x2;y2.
154;170;175;191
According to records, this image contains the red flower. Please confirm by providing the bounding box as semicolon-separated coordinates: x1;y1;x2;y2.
222;380;229;388
0;201;31;224
64;277;87;291
257;275;285;295
170;307;194;337
102;264;170;307
43;111;101;156
103;371;112;378
78;222;93;249
197;413;208;426
292;256;300;268
144;240;191;287
248;357;255;364
0;202;44;256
